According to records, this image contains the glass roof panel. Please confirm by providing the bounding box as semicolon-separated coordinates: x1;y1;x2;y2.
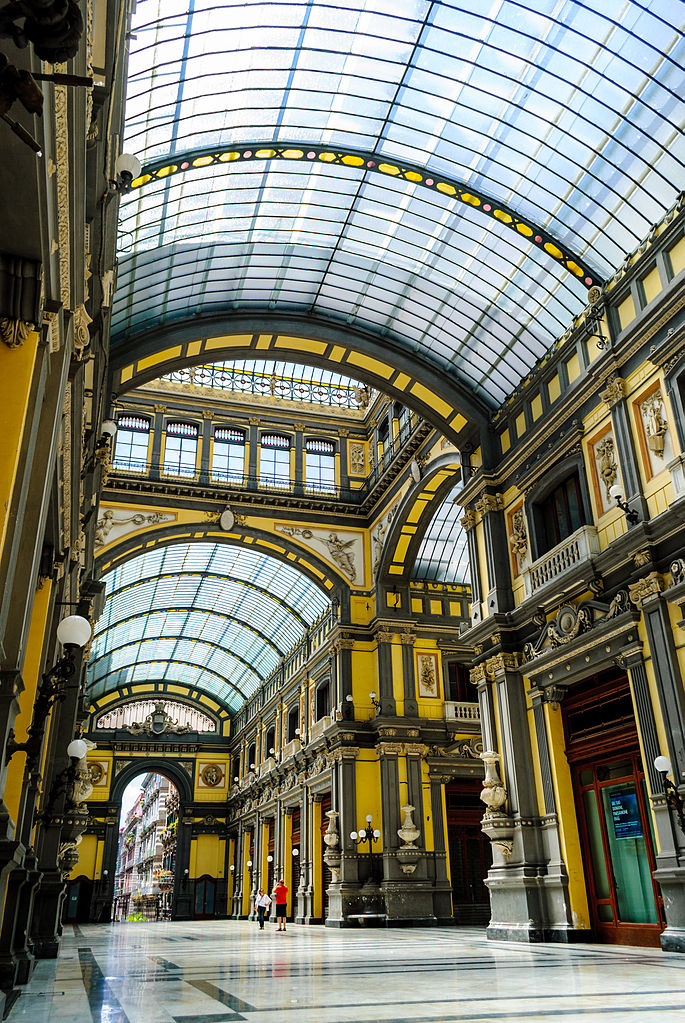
114;1;685;406
88;542;330;711
158;359;370;409
412;484;470;586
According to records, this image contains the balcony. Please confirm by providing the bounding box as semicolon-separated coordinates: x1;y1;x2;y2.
308;715;332;742
259;756;276;777
523;525;600;598
444;701;481;730
280;738;302;762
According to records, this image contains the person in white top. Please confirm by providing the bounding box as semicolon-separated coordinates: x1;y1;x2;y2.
255;888;272;930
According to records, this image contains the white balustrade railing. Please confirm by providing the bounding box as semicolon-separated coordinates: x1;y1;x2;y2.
444;701;481;724
308;715;332;741
524;525;600;596
280;738;302;762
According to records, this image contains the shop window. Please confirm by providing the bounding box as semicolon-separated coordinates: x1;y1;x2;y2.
212;427;245;483
163;421;198;477
113;415;150;472
260;434;290;488
315;680;330;720
532;469;587;556
305;438;335;493
287;705;299;742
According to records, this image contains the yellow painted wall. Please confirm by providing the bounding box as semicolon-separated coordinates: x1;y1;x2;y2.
0;332;39;558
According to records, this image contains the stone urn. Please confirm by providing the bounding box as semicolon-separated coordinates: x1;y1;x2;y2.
323;810;340;849
479;751;508;818
397;804;420;848
323;811;342;883
396;804;421;876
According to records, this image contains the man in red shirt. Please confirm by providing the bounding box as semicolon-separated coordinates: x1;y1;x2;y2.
273;878;288;931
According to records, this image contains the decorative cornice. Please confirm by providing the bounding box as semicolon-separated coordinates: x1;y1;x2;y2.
628;571;664;609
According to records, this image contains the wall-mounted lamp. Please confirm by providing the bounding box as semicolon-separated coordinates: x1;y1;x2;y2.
269;747;275;755
609;484;639;525
292;848;299;858
368;691;381;714
655;755;685;835
229;864;235;872
110;153;142;195
5;615;92;769
250;763;255;770
267;855;273;863
295;728;301;737
345;694;354;703
233;775;239;782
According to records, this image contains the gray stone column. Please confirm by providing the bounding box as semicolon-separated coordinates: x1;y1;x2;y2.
460;510;482;624
150;407;164;479
338;429;350;498
325;747;361;926
247;417;259;491
429;777;453;922
336;637;355;720
629;574;685;780
375;630;396;716
295;793;308;923
474;494;513;615
627;578;685;952
400;630;418;716
198;415;213;484
477;655;574;943
600;377;649;522
293;423;304;497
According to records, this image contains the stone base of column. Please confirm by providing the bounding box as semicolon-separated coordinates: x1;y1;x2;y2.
324;882;366;926
30;873;65;960
381;881;436;925
654;866;685;952
485;864;578;945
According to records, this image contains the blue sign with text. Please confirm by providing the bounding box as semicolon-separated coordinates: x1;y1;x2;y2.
609;790;643;840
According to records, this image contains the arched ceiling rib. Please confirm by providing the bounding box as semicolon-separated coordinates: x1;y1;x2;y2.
115;1;685;407
88;543;330;711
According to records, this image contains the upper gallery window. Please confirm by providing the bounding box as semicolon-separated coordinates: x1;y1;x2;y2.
212;427;245;483
305;439;335;493
113;415;150;472
259;434;290;489
163;421;198;477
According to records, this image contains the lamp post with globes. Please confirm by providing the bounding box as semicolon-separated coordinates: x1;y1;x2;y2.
24;614;97;956
350;815;381;883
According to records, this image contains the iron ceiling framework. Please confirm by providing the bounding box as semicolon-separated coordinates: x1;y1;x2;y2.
88;542;330;712
113;0;685;406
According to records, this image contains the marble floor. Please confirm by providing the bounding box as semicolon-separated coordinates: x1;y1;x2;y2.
8;921;685;1023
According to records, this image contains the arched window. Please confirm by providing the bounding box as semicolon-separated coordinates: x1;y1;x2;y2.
315;680;330;720
265;725;276;759
259;434;290;489
305;438;335;493
247;742;256;772
113;415;150;472
287;705;299;742
212;426;245;483
163;421;198;477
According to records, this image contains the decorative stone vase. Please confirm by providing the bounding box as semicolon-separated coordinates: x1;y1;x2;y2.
323;810;340;849
397;804;420;849
479;751;508;818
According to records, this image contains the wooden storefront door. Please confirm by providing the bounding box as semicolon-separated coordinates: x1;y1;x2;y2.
563;668;664;947
445;780;491;925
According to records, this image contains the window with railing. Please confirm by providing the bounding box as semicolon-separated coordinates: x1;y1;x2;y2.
113;415;150;472
533;471;587;556
305;438;335;493
259;434;290;489
212;427;245;483
163;421;198;477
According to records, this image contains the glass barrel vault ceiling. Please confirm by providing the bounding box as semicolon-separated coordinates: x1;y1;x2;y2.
87;543;331;712
113;0;685;407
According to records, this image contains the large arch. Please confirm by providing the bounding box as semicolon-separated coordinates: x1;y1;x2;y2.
108;315;490;448
377;453;464;599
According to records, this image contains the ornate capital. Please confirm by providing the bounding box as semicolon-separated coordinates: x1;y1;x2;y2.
377;741;404;756
460;509;477;531
0;317;33;349
485;652;521;677
72;303;91;359
475;493;503;516
470;663;488;685
400;628;416;645
600;375;625;408
629;571;664;609
338;428;350;437
404;742;427;756
327;746;359;762
376;629;394;643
